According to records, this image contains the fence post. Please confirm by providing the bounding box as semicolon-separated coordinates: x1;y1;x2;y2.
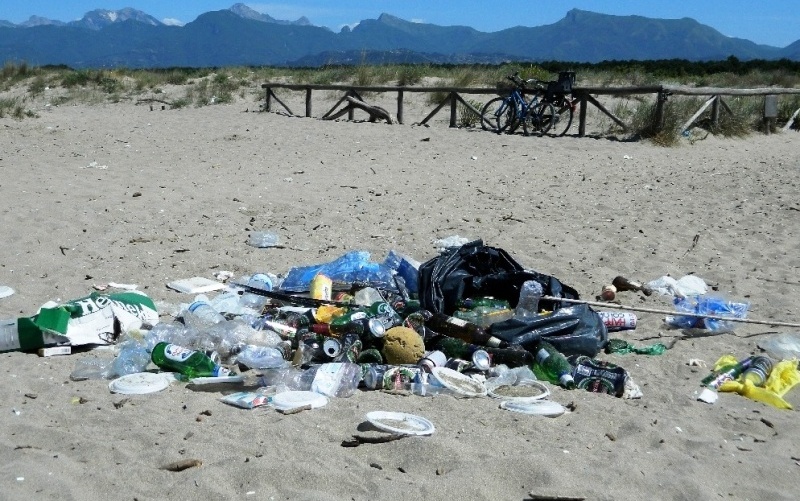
654;88;669;133
764;95;778;135
578;91;588;137
711;96;720;129
449;92;458;127
397;90;404;125
265;87;272;112
305;88;312;117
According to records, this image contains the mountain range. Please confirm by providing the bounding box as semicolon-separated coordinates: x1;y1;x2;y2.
1;4;798;68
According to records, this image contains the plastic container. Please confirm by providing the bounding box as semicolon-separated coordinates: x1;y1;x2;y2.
515;280;543;318
111;340;151;377
185;300;226;327
236;345;287;369
246;232;280;248
310;362;362;398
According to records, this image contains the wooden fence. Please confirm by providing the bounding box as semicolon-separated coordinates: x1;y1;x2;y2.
261;82;800;136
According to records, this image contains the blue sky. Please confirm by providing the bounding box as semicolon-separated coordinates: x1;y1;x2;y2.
3;1;798;47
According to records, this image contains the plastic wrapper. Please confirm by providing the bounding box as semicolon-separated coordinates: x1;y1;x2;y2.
666;295;749;331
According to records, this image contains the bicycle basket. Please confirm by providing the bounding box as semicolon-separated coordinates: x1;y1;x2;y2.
557;71;576;92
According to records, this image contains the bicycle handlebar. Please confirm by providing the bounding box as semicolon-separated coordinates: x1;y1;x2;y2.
507;73;545;90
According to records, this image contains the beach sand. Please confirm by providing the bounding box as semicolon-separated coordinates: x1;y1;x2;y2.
1;86;799;500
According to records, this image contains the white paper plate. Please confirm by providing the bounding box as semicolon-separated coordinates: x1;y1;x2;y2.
166;277;225;294
366;411;435;436
188;375;244;385
488;380;550;402
499;400;566;417
0;285;14;299
109;372;171;394
270;390;328;411
430;367;487;397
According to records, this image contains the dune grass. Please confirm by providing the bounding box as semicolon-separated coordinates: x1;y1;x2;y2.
1;59;798;141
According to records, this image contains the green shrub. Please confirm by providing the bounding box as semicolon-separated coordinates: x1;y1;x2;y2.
458;99;483;128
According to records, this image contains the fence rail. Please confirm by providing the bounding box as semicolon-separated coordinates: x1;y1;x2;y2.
261;82;800;136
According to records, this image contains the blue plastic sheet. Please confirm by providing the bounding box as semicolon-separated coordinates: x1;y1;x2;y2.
278;251;396;292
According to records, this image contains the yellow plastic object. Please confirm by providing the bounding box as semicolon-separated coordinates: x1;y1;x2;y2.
718;358;800;410
314;305;346;324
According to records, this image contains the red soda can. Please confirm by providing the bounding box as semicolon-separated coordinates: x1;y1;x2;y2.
597;311;637;331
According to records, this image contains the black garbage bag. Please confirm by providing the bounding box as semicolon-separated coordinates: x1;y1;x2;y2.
418;240;607;357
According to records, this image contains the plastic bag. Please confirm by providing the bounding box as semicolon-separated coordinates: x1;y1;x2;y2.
279;251;396;292
757;333;800;360
666;295;749;331
418;240;607;357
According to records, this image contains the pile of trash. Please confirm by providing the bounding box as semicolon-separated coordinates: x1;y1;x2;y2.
2;239;799;422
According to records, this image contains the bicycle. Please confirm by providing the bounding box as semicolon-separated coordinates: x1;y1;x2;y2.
541;71;578;136
480;73;554;136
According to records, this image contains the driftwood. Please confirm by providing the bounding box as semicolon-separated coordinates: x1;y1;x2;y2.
324;96;393;124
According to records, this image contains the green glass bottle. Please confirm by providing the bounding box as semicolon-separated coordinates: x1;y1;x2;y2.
456;297;510;310
151;342;231;378
531;341;575;388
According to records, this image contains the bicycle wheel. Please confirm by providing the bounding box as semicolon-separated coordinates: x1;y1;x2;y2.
480;97;517;133
523;101;555;136
549;96;574;136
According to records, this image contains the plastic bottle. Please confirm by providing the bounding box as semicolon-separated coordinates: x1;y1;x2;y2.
111;340;151;376
151;342;231;378
515;280;543;319
531;341;575;388
310;362;362;397
742;356;774;386
236;344;287;370
185;299;226;327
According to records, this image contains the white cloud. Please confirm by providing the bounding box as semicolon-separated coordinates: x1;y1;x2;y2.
411;18;425;24
161;18;184;26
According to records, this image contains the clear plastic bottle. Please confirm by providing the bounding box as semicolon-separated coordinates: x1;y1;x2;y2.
111;340;151;376
236;344;287;370
515;280;543;319
185;299;226;327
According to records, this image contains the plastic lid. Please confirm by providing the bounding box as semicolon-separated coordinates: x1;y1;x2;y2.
270;390;328;411
499;399;566;417
430;367;487;397
366;411;435;436
488;380;550;402
108;372;171;394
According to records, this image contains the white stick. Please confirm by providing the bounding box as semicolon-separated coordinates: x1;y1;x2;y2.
542;295;800;329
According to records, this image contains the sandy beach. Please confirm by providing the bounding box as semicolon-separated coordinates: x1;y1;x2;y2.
1;86;800;501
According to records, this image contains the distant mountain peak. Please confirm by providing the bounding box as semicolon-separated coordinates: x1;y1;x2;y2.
20;15;66;28
72;8;162;30
228;3;311;26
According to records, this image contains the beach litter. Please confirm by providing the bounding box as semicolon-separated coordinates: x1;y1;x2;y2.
4;238;799;432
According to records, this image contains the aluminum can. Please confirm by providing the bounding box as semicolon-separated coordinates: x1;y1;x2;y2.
597;311;638;331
